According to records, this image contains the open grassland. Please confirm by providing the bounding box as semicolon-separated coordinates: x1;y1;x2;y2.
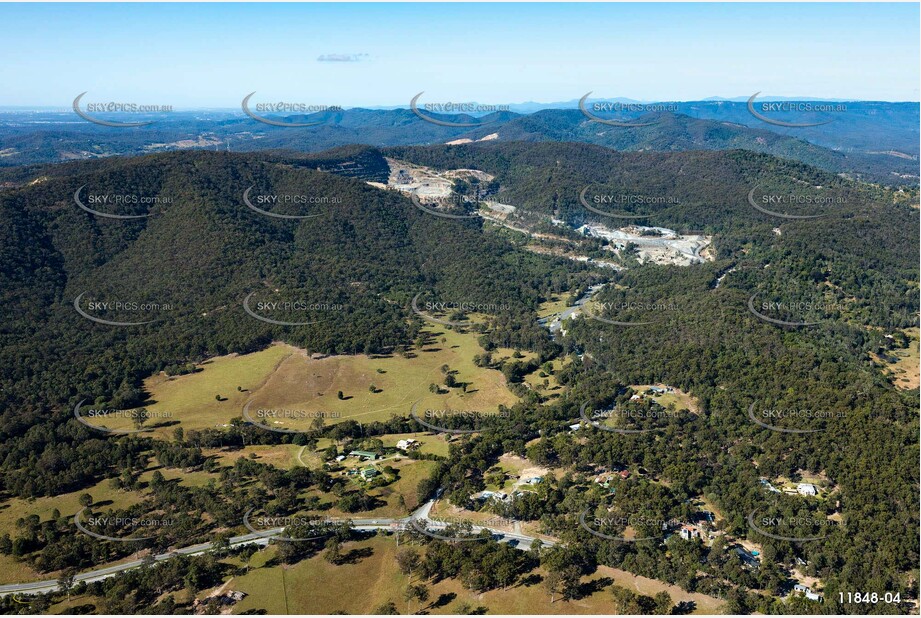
84;327;520;435
230;536;724;615
375;432;452;458
0;477;148;584
205;444;305;470
82;344;293;435
536;293;573;319
878;327;920;391
524;356;569;399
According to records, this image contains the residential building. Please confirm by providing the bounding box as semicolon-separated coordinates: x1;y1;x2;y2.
349;450;378;461
679;524;701;541
396;439;419;451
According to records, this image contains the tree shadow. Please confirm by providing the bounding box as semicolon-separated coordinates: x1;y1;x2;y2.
338;546;374;564
674;600;696;614
520;573;542;587
575;576;612;599
428;593;456;610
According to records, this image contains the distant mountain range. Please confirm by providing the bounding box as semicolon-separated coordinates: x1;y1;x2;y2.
1;99;917;185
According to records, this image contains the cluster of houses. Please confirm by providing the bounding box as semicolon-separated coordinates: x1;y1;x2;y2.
475;476;544;504
332;440;423;482
593;469;631;490
630;385;674;401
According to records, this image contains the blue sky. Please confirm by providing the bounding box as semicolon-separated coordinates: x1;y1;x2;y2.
1;3;918;107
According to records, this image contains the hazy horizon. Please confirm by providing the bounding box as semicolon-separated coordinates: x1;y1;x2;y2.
1;3;918;107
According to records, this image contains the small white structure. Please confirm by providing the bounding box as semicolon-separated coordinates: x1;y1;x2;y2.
679;525;701;541
797;483;818;496
396;439;419;451
335;455;346;462
794;584;821;601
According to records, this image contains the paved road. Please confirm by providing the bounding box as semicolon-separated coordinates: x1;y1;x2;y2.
538;283;607;334
0;500;553;597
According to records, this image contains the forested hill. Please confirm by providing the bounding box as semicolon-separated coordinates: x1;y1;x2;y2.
452;109;918;184
387;141;918;330
381;141;919;605
0;149;571;496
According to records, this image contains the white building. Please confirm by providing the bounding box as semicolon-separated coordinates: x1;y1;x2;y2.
679;525;701;541
396;439;419;451
797;483;818;496
794;584;822;601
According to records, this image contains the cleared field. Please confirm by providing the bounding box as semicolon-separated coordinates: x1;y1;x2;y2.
629;384;700;413
85;327;520;435
536;294;572;319
205;444;304;470
880;327;920;391
230;535;724;615
524;357;569;399
376;432;452;458
0;476;148;585
82;344;293;435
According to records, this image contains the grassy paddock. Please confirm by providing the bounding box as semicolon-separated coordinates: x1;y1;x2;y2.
230;535;724;615
88;327;520;435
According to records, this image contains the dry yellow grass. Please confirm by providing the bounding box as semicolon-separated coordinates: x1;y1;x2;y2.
230;535;724;615
82;327;521;436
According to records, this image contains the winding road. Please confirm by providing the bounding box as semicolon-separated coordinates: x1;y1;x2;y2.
0;500;553;597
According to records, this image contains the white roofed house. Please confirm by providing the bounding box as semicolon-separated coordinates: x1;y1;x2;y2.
797;483;818;496
396;438;419;451
793;584;822;601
